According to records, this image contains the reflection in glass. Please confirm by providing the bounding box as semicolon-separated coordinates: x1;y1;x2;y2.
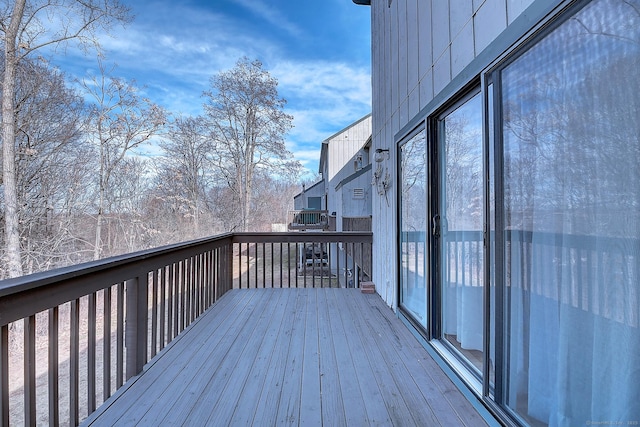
439;92;484;374
399;129;427;325
500;0;640;424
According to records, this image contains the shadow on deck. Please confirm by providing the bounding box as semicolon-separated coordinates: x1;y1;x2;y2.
84;288;488;426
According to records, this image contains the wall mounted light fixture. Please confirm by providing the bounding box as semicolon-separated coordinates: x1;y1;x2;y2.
372;148;391;199
373;148;389;163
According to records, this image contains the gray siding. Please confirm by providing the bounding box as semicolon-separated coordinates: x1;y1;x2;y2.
370;0;536;307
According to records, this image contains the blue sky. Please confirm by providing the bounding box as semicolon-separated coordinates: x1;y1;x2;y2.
54;0;372;179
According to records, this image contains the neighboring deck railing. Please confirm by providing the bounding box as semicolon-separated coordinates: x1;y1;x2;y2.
287;210;329;230
0;232;372;426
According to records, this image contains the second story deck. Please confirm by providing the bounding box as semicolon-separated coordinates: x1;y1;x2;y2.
0;231;493;426
84;287;487;426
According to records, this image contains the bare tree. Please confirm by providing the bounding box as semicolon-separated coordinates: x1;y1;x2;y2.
203;57;299;232
158;115;213;236
82;60;166;260
7;57;89;274
0;0;130;277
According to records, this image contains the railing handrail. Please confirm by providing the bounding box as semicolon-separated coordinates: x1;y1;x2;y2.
232;231;370;244
1;231;373;426
287;209;329;214
0;233;235;327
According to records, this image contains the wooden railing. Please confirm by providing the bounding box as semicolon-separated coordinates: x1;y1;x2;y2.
287;210;329;230
0;232;372;426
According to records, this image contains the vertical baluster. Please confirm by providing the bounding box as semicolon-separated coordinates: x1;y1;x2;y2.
221;246;226;296
190;257;196;322
189;257;194;324
116;284;124;389
193;256;199;316
184;259;190;327
196;255;201;316
212;250;218;301
360;242;364;287
204;253;209;308
151;270;158;358
280;243;283;288
205;252;210;309
271;242;275;287
304;241;308;288
354;241;358;287
257;242;261;288
103;287;112;400
88;292;97;414
70;298;80;426
343;242;348;288
160;267;166;350
210;250;215;305
259;242;263;288
295;243;299;288
327;242;332;288
168;264;175;342
336;241;341;289
287;242;292;288
201;253;207;309
24;315;36;427
49;306;59;425
312;242;316;288
179;260;186;332
245;243;249;289
1;324;9;426
320;242;325;287
174;262;180;337
237;243;241;289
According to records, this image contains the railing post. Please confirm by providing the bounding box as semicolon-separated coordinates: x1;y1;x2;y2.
126;275;148;380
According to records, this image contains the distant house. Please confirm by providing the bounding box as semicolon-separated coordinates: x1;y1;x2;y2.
318;114;372;232
292;114;373;284
293;180;325;211
354;0;640;426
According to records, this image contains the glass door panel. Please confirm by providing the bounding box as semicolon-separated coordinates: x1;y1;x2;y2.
497;0;640;424
399;129;427;325
438;91;484;374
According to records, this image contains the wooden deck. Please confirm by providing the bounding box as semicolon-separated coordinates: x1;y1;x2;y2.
84;288;490;426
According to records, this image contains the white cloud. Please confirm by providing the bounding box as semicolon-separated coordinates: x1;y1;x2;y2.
46;1;371;182
274;60;371;177
230;0;303;38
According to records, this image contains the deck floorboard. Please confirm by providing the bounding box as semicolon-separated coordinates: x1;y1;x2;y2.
84;289;490;427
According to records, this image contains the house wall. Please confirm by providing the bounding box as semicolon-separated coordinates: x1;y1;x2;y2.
322;115;372;227
294;180;326;211
370;0;537;308
341;172;371;220
325;115;372;183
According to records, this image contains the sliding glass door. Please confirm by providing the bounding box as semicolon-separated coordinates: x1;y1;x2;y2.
495;0;640;424
399;129;428;325
435;91;485;375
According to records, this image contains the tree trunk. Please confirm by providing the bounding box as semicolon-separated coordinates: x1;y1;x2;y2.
2;0;27;278
94;146;106;260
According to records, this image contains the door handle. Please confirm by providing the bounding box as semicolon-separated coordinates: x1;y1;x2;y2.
432;215;440;238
